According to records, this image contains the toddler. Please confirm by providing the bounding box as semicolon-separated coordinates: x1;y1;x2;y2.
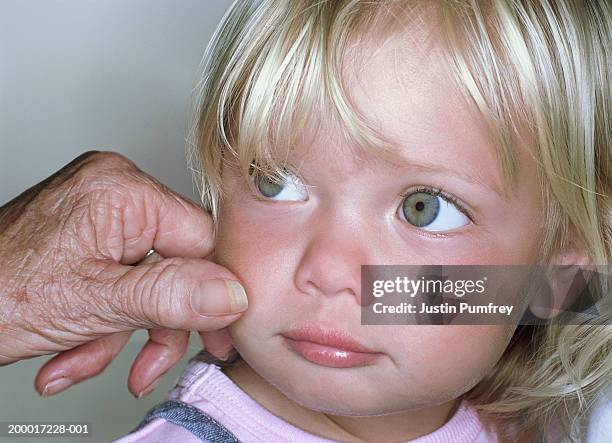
115;0;611;441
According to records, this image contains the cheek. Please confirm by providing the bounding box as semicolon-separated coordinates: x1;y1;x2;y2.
214;203;294;335
214;196;295;270
386;325;514;395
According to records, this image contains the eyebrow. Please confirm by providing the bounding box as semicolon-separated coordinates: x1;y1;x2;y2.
382;152;509;201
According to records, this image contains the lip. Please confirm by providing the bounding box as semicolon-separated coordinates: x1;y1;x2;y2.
282;326;383;368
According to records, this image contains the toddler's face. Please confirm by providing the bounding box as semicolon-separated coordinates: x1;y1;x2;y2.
213;27;544;415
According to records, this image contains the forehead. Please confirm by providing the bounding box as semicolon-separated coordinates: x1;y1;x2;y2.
293;21;507;199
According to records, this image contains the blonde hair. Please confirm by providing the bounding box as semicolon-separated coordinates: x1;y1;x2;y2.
186;1;611;441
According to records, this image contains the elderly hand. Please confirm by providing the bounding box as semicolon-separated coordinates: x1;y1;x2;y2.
0;151;246;398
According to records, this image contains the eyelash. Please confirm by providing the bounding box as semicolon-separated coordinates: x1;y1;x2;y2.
400;186;474;223
245;172;294;203
246;172;475;224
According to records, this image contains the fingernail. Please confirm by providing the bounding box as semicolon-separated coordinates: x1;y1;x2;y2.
219;348;237;362
41;377;72;396
192;279;248;316
136;377;162;399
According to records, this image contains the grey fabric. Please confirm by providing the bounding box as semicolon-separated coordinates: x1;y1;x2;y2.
133;399;241;443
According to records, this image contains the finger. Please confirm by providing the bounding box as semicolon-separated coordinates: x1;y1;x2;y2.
100;257;248;331
199;329;234;360
137;250;164;265
120;180;215;264
128;329;189;398
34;331;133;396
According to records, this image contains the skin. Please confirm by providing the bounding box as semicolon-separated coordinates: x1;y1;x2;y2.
211;18;549;443
0;152;244;398
0;7;591;426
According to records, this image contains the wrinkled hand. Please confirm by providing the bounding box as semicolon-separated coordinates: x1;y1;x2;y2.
0;151;247;398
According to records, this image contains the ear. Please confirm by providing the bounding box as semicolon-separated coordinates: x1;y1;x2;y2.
528;236;595;320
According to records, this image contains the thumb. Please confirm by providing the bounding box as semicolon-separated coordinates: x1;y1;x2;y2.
102;257;249;331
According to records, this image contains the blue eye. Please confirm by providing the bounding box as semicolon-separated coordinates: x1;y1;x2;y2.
253;171;308;201
400;189;470;232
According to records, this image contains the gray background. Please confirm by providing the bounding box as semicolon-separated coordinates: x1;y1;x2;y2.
0;1;231;441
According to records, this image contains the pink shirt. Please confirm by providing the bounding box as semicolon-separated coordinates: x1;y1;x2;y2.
114;360;499;443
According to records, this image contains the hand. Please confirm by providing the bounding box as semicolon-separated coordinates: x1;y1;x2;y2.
0;151;247;397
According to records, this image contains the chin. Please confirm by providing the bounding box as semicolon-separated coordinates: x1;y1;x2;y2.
239;351;456;417
274;377;460;417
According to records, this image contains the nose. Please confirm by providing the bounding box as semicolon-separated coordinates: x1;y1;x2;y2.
293;220;367;305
